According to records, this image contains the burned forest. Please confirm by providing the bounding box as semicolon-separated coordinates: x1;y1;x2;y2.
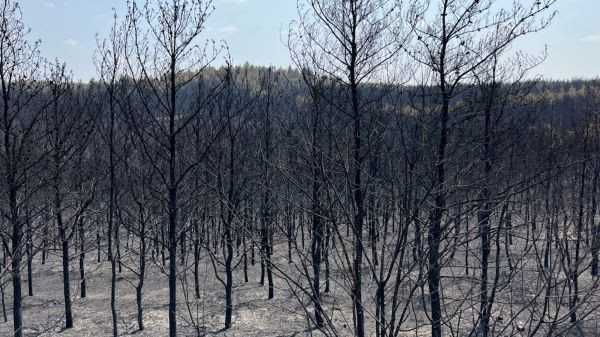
0;0;599;336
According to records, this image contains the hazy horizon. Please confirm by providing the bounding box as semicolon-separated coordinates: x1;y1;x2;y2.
18;0;600;82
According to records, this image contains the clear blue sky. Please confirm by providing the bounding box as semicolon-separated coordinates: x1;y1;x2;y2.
18;0;600;81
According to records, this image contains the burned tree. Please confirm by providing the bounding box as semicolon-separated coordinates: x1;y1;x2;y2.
0;2;46;336
123;1;225;335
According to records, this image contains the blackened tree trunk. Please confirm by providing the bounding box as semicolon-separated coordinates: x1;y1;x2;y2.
193;217;201;298
224;218;234;329
591;163;599;276
167;60;179;337
223;124;237;329
348;25;366;337
261;69;275;300
79;220;86;298
61;236;74;328
10;191;23;337
428;90;449;337
571;157;587;323
478;93;493;337
25;198;33;297
56;193;74;329
310;141;324;327
137;214;147;331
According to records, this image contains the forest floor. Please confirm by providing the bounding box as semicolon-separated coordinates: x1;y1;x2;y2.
0;232;597;336
0;245;329;337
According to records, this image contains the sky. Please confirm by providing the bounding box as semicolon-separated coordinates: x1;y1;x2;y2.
17;0;600;81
